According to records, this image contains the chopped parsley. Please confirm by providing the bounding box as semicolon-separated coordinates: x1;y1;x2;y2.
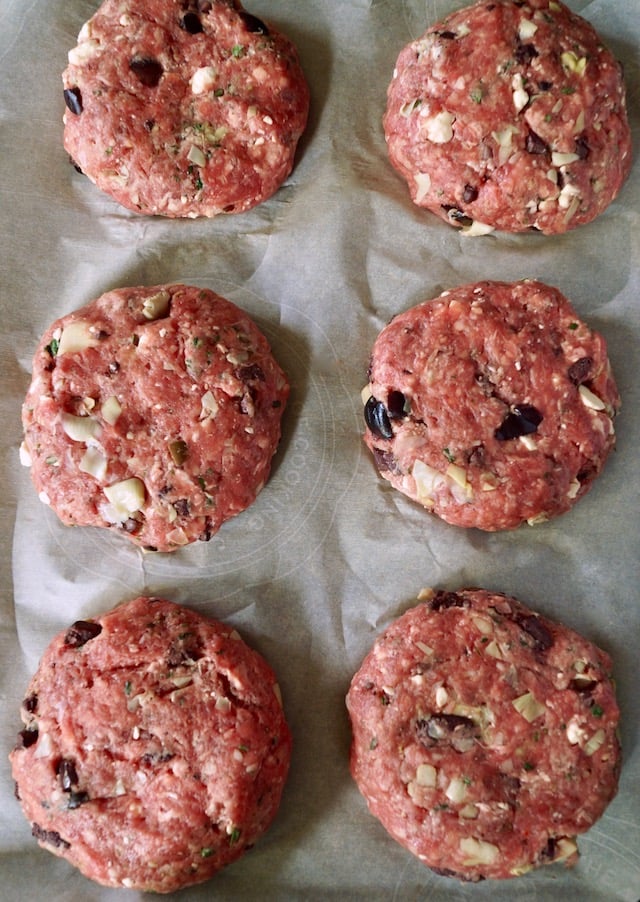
232;44;245;59
591;704;604;718
443;447;455;463
124;680;132;696
523;761;535;771
45;338;59;358
200;847;213;858
229;827;241;845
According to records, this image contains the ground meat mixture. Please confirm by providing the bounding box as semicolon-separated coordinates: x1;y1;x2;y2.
21;284;289;551
384;0;632;234
62;0;310;217
346;587;621;881
363;279;619;531
9;596;292;893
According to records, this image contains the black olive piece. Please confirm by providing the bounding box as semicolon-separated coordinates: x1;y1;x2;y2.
430;590;465;611
575;136;590;160
526;129;549;155
180;12;203;33
31;824;71;850
386;390;406;419
442;205;474;228
236;363;265;382
568;356;593;385
17;729;38;749
462;184;479;204
364;396;393;441
57;758;79;792
514;41;539;66
129;57;164;88
511;612;553;652
172;498;190;518
372;448;400;474
437;30;456;39
63;87;83;115
239;11;269;34
67;791;90;809
23;693;38;714
494;404;543;441
64;620;102;648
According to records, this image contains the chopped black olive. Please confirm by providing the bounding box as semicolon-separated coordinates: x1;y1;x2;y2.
514;41;539;65
575;136;590;160
64;620;102;648
510;612;553;652
129;57;164;87
526;129;549;155
23;694;38;714
442;205;474;228
364;397;393;440
462;184;479;203
67;791;90;809
568;356;593;385
372;447;401;474
430;590;465;611
180;12;203;33
239;11;269;34
386;390;406;419
17;728;38;749
494;404;543;441
31;824;70;850
63;87;83;115
236;363;265;382
57;758;79;792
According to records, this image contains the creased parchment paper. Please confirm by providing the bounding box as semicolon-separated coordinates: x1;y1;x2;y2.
1;1;639;899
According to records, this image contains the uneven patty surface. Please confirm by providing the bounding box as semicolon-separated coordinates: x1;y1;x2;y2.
384;0;632;234
363;279;619;531
21;284;289;551
62;0;309;217
346;587;620;881
10;596;292;893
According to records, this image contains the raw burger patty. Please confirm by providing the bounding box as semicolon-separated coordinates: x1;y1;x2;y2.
10;596;291;893
363;279;619;531
384;0;631;234
62;0;309;217
21;284;289;551
346;587;621;881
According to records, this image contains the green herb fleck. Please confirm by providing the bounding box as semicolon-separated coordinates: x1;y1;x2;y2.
369;737;378;751
195;177;204;191
124;680;132;696
462;775;472;785
470;85;484;104
232;44;245;59
237;744;249;754
45;338;59;358
523;761;535;771
591;704;604;718
568;322;579;330
200;847;213;858
561;86;576;95
214;88;224;97
434;803;449;811
443;447;455;463
229;827;241;845
381;692;390;706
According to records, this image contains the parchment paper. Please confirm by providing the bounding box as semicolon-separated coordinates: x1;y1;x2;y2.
1;1;639;899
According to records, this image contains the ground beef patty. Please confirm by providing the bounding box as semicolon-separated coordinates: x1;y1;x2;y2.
62;0;309;217
21;284;289;551
363;279;619;531
384;0;631;234
346;587;620;881
10;596;291;893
